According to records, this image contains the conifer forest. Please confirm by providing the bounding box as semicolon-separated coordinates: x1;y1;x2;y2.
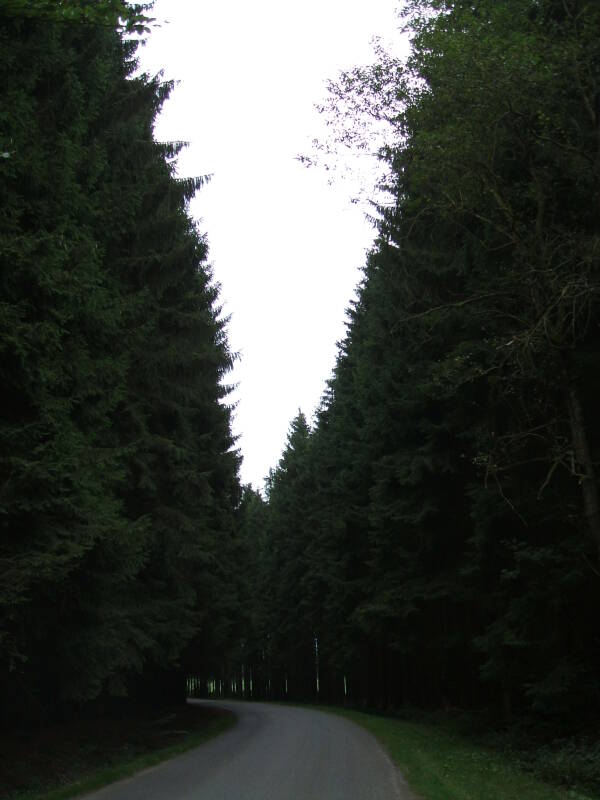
2;0;600;792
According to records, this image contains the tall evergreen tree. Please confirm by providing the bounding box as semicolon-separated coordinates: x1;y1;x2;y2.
247;0;600;725
0;5;240;723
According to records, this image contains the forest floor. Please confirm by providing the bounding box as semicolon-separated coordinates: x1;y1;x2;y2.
1;702;235;800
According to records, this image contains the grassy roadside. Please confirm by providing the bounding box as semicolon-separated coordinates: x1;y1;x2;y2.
323;707;596;800
3;704;236;800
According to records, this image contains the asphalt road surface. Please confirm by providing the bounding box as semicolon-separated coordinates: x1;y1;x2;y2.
86;699;415;800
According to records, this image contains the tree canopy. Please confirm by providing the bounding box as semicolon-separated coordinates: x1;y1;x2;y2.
0;3;240;724
218;0;600;735
3;3;600;780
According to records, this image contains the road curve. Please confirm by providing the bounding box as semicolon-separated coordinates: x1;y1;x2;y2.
86;699;415;800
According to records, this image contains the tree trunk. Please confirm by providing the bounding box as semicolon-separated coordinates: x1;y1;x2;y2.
565;378;600;559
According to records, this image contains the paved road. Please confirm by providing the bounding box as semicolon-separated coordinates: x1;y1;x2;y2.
86;699;415;800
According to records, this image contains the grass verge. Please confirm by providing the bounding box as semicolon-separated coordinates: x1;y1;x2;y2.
3;703;236;800
324;707;596;800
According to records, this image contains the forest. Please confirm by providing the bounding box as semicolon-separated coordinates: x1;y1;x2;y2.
0;0;242;725
1;0;600;794
225;0;600;743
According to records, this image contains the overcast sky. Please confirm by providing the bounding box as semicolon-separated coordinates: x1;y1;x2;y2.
137;0;404;491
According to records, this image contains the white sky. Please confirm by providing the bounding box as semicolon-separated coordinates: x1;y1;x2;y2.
137;0;404;491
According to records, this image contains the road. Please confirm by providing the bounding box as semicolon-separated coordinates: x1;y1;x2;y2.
86;699;415;800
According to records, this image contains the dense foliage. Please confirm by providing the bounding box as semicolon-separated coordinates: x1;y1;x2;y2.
0;5;240;724
222;0;600;745
3;5;600;793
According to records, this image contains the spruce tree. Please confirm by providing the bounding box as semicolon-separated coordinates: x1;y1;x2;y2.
0;5;240;722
